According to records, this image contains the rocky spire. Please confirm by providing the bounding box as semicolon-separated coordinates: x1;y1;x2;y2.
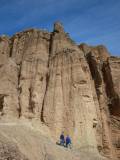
53;21;64;33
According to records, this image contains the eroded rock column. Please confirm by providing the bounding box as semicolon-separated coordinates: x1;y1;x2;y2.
42;22;99;152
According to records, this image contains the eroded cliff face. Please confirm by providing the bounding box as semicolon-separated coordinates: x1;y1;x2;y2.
80;43;120;159
0;22;120;160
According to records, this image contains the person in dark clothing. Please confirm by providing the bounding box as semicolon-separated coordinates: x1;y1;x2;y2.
65;135;72;148
60;132;65;146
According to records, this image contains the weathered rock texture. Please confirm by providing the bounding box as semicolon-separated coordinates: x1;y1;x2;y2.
0;123;108;160
0;132;28;160
0;22;120;160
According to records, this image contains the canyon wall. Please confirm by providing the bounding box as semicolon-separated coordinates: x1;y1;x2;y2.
0;22;120;160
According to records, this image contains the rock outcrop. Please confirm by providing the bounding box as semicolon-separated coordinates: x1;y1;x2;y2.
0;22;120;160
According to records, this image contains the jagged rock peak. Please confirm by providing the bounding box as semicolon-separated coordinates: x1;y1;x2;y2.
53;21;64;33
79;43;110;60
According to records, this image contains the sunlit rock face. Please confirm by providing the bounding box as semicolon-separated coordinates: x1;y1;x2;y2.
0;22;119;160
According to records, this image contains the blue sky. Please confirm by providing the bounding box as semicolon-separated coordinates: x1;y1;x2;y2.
0;0;120;56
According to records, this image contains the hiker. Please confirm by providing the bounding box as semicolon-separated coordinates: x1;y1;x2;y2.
60;132;65;146
65;135;72;148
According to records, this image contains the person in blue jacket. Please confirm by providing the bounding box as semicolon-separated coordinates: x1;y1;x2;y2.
65;135;72;148
60;132;65;146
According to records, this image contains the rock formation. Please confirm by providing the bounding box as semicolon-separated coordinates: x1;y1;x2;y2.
0;22;120;160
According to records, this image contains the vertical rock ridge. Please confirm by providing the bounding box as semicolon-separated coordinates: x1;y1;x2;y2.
85;51;116;159
102;59;120;117
41;23;100;155
0;24;119;159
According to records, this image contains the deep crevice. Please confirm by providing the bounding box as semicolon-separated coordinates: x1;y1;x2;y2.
17;64;22;118
9;38;14;57
0;95;4;113
102;61;120;116
28;87;34;114
40;73;50;123
40;33;53;122
86;53;102;95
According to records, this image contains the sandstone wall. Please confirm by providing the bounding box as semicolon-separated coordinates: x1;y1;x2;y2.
0;22;119;160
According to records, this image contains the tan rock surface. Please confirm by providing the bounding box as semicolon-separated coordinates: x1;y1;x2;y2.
0;122;108;160
0;22;119;160
107;57;120;159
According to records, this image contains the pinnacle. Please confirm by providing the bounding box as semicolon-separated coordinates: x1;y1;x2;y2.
53;21;64;33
